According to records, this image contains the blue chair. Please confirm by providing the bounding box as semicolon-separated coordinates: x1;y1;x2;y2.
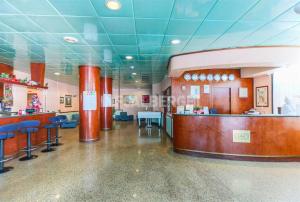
59;114;79;129
42;117;59;153
0;123;19;174
51;115;65;146
19;120;40;161
115;112;134;121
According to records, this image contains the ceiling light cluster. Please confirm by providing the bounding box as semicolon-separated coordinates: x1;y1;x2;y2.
106;0;121;10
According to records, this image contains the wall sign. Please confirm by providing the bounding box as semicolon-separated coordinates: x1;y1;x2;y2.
102;94;112;107
190;85;200;99
83;91;97;110
233;130;251;143
204;85;210;94
239;88;248;98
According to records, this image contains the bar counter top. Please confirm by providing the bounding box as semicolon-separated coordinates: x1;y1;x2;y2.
0;112;55;118
172;114;300;161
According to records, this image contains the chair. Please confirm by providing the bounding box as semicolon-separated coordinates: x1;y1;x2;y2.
115;112;134;121
19;120;40;161
42;117;59;153
59;114;79;129
0;123;19;174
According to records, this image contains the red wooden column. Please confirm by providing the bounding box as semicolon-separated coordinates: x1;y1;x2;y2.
100;77;113;130
30;63;45;86
79;65;101;142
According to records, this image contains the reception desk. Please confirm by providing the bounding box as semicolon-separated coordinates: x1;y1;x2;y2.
0;112;56;157
173;114;300;161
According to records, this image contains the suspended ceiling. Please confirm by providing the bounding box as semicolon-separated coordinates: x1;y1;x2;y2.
1;0;300;87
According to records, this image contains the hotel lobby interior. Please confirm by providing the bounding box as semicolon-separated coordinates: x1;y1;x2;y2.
1;0;300;201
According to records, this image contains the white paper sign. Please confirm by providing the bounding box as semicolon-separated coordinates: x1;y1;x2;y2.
239;88;248;98
83;91;97;111
103;94;112;107
233;130;251;143
190;85;200;99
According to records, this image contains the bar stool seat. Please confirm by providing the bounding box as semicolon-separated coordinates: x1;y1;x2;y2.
42;117;59;153
19;120;40;161
0;123;19;174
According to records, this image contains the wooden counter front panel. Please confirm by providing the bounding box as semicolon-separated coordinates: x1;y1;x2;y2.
0;113;56;156
173;115;300;156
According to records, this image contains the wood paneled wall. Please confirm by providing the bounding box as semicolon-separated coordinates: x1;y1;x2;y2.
171;69;254;114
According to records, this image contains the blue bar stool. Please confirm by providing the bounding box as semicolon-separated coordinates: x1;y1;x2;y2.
0;123;19;174
51;115;65;147
19;120;40;161
42;117;59;153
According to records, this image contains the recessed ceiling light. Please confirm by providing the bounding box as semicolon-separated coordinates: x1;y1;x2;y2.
130;65;134;69
171;39;181;45
132;72;137;75
54;72;60;76
106;0;121;10
295;3;300;14
126;55;133;60
135;80;138;83
63;36;78;44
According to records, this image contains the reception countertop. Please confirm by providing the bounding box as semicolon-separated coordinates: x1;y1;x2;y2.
173;114;300;161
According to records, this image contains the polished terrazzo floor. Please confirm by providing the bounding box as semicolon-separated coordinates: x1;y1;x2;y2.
1;122;300;202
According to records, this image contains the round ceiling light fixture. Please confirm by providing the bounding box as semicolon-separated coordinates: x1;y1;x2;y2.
125;55;133;60
130;65;134;69
54;72;61;76
106;0;121;10
63;36;78;44
171;39;181;45
132;72;137;75
294;3;300;14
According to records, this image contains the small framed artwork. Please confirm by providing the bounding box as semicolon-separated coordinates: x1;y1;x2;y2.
60;97;64;104
65;95;72;107
123;95;136;104
256;86;268;107
142;95;150;103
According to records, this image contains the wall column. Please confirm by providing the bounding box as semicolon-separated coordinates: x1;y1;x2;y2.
100;77;113;130
79;65;101;142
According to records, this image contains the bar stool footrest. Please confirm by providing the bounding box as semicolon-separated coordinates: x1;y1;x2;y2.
51;142;63;147
20;147;38;152
19;155;38;161
41;148;56;153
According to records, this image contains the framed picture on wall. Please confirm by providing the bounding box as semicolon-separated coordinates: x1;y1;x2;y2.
65;95;72;107
123;95;136;104
256;86;268;107
60;97;64;104
142;95;150;103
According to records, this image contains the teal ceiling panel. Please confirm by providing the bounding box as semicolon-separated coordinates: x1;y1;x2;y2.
242;0;300;22
0;0;300;87
135;19;168;34
0;1;20;14
207;0;260;21
65;17;105;34
0;15;42;32
30;16;75;33
49;0;97;16
166;19;201;35
133;0;174;18
137;35;164;46
8;0;57;15
90;0;133;17
171;0;217;19
101;17;135;34
110;34;137;45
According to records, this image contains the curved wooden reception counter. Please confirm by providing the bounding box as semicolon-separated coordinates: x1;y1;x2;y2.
0;113;56;157
173;114;300;161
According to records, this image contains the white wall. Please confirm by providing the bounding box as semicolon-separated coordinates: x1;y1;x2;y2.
12;70;79;113
112;88;152;118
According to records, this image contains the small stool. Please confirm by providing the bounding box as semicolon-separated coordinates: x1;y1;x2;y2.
0;123;19;174
19;120;40;161
42;117;59;153
51;115;65;147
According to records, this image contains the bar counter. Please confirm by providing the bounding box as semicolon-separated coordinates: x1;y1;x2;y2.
173;114;300;161
0;112;56;157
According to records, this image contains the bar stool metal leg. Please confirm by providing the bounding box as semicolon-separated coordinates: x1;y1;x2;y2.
19;132;38;161
41;128;56;153
0;139;13;174
51;127;63;146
